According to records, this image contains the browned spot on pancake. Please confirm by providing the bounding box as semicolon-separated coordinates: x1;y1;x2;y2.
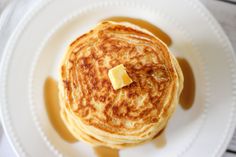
70;33;88;47
63;80;70;90
60;21;177;135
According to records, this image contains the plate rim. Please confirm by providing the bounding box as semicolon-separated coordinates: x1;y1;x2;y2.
191;1;236;156
0;0;52;156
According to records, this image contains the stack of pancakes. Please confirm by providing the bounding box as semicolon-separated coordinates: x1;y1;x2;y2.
58;21;183;149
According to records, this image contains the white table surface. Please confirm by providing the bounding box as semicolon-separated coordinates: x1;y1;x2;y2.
0;0;235;157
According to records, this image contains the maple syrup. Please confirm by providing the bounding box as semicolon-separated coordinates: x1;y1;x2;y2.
94;146;119;157
177;58;195;110
44;77;78;143
152;128;167;148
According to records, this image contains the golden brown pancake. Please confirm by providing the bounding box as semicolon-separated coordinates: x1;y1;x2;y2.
58;21;183;148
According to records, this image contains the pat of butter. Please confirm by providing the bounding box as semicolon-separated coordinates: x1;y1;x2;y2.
108;64;133;90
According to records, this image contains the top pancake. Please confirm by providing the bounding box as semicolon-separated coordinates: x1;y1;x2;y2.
59;21;183;145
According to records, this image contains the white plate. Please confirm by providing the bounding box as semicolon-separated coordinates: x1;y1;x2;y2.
1;0;236;157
